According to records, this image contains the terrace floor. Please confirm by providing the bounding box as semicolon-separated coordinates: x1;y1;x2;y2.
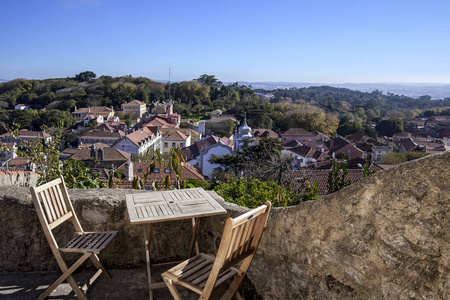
0;267;200;300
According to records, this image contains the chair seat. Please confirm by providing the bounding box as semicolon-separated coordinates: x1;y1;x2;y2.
162;253;240;294
60;231;117;254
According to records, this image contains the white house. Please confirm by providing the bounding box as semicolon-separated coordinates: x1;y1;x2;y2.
83;114;104;126
113;128;162;158
372;146;394;163
199;139;234;178
0;142;17;162
283;145;326;169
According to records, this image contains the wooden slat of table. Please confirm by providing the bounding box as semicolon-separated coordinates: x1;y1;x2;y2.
126;188;226;224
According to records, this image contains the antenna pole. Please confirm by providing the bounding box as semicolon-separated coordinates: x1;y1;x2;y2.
168;67;171;100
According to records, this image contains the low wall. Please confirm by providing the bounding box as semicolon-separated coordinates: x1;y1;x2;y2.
1;152;449;299
0;172;39;187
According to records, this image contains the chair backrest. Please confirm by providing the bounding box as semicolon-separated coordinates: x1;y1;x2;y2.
30;176;84;250
203;201;271;296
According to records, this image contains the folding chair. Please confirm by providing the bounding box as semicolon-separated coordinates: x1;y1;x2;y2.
162;201;271;300
30;175;117;300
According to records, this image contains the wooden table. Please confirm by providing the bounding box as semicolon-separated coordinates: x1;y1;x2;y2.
126;188;227;300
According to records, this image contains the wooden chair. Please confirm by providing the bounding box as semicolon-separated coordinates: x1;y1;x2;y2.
30;176;117;300
162;201;271;300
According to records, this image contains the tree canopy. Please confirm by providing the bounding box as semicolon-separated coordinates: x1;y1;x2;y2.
375;118;404;137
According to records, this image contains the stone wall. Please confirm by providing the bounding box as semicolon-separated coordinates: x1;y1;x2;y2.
0;152;449;299
0;172;39;187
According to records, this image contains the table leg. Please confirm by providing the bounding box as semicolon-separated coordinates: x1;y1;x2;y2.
143;223;153;300
189;217;200;257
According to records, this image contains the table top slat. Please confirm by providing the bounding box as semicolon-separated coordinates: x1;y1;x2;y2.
145;206;154;217
126;188;226;224
159;204;169;216
150;205;158;217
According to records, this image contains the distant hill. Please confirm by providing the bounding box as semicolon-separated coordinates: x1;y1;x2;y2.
235;82;450;99
0;79;9;83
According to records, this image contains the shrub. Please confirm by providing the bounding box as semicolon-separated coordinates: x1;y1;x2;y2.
185;179;211;190
214;177;301;208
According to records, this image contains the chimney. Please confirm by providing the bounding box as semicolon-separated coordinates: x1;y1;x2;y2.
125;160;133;181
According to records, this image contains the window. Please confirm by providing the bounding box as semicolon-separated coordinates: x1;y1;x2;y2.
154;168;160;173
164;142;168;148
172;143;176;148
180;143;184;148
165;168;171;173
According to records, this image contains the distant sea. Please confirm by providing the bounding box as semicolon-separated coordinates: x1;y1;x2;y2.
234;82;450;100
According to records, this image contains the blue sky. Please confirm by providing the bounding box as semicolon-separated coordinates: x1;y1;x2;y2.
1;0;449;83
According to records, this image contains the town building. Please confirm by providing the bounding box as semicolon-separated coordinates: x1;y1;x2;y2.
78;125;125;147
121;100;147;120
72;106;115;123
0;129;51;145
112;127;162;159
280;128;317;148
162;131;191;154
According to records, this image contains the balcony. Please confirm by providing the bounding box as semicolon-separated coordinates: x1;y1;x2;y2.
0;151;449;299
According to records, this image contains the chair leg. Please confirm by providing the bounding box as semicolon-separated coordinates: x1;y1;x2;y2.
90;254;112;279
234;291;244;300
38;253;91;300
220;273;245;300
163;277;183;300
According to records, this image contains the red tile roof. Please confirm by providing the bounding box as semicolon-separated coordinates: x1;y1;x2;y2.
80;131;123;139
346;131;371;143
79;142;110;149
165;131;188;141
281;128;315;136
182;136;220;160
70;148;131;161
283;168;378;195
8;157;31;166
73;106;113;114
253;129;280;139
0;130;51;139
144;116;177;128
110;161;205;188
122;100;146;107
125;129;154;147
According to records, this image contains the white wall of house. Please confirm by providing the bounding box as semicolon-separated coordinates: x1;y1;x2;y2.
192;121;205;136
113;135;162;158
0;147;17;161
444;137;450;146
199;142;234;178
114;139;139;157
83;115;104;126
283;150;316;169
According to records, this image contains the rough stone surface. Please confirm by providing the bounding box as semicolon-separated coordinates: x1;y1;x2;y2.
0;173;38;187
249;152;450;300
0;152;449;299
